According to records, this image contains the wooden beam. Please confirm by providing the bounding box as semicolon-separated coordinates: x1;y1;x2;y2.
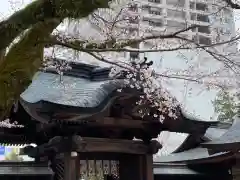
23;136;162;157
36;117;161;135
72;136;161;154
94;117;146;129
64;152;76;180
145;155;154;180
55;116;159;129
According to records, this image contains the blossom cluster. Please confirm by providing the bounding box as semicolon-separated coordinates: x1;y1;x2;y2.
42;58;72;76
0;119;24;128
110;58;180;123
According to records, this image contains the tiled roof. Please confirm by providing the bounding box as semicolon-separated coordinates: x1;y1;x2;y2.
18;61;217;133
153;147;232;164
21;71;124;108
202;116;240;153
21;61;125;108
0;162;53;175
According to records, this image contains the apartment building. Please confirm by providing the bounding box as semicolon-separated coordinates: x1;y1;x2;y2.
122;0;237;54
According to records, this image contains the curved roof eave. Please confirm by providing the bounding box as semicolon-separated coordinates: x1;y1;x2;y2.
201;116;240;154
18;61;218;134
153;147;234;164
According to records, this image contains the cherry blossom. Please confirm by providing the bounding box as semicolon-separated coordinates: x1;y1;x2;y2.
0;119;24;128
110;58;180;122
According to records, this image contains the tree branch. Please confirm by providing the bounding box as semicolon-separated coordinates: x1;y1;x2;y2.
0;20;58;120
84;51;230;89
44;25;198;50
223;0;240;9
0;0;111;51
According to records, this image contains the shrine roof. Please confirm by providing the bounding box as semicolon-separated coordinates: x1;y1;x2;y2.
20;62;123;108
153;147;233;164
204;127;228;141
201;116;240;154
153;120;236;164
153;163;201;175
0;162;53;175
14;60;218;136
153;162;232;176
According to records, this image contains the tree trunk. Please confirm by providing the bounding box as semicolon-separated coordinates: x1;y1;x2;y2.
0;0;110;51
0;20;59;120
0;0;111;120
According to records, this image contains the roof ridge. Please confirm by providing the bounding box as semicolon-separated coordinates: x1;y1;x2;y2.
42;59;112;81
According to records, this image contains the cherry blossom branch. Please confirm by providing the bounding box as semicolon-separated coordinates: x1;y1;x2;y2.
0;119;24;128
43;32;240;73
82;51;231;89
43;24;198;49
48;35;240;53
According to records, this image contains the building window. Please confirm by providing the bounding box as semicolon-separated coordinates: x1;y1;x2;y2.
191;13;209;23
190;1;195;9
223;17;231;24
166;0;185;8
197;14;209;22
199;35;211;45
192;35;198;43
220;28;231;35
223;8;232;17
142;5;150;11
191;24;197;32
198;25;211;34
191;24;211;34
167;20;186;29
149;7;162;15
190;2;208;11
193;35;211;45
148;0;161;3
148;19;164;27
196;2;208;11
216;34;221;43
167;9;186;19
190;13;196;20
128;4;138;12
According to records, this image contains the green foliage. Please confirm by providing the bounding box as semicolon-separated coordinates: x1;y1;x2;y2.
0;20;59;120
213;91;239;123
0;0;111;120
4;148;23;161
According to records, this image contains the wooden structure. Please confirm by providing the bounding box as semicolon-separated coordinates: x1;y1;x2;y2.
0;161;53;180
153;116;240;180
0;60;221;180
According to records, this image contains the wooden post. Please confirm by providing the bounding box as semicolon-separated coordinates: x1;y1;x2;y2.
119;154;141;180
64;152;77;180
145;154;154;180
141;154;154;180
75;153;80;180
119;154;154;180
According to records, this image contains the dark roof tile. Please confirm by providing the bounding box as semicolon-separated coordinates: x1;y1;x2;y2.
202;116;240;153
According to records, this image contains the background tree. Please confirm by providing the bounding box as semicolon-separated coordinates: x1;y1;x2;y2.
213;91;239;123
4;147;23;161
